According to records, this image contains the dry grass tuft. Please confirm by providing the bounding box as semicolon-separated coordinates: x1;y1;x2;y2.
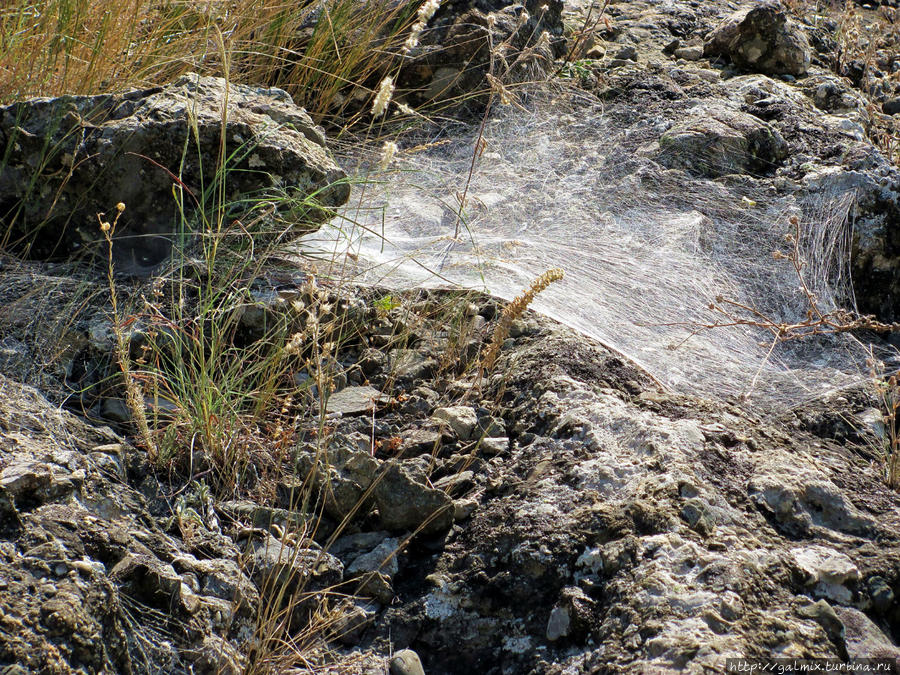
0;0;421;122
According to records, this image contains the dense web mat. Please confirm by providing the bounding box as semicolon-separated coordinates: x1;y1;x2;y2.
302;86;887;408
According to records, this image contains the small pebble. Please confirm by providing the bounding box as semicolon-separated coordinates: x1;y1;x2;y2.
390;648;425;675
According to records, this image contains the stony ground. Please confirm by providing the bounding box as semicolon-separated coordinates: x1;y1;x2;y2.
2;0;900;674
2;273;900;673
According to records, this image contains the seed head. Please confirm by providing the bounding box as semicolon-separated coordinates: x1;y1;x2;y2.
379;141;399;170
372;76;394;117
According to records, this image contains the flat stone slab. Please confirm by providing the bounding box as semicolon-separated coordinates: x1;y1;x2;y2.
325;386;388;416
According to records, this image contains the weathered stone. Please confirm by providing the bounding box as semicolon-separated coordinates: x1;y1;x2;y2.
0;74;349;273
294;445;379;521
400;428;442;457
373;461;453;534
867;576;895;615
432;470;475;496
390;648;426;675
476;414;506;438
185;635;244;675
192;558;259;612
326;385;389;416
248;536;343;596
329;531;393;562
680;497;716;535
354;570;395;605
546;586;594;643
330;600;377;645
801;162;900;322
433;406;478;440
346;538;401;579
882;97;900;116
674;45;704;61
703;1;811;77
218;500;317;533
389;348;436;382
479;436;508;455
797;599;843;645
453;498;478;521
790;546;860;605
109;552;184;608
749;469;874;537
658;103;787;177
613;45;639;63
834;606;900;659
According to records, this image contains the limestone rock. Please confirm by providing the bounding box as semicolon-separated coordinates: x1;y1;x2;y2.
834;606;900;659
248;536;343;595
295;444;379;521
326;385;389;416
749;468;875;537
546;587;594;642
330;600;377;645
790;545;860;605
346;537;401;579
398;1;566;107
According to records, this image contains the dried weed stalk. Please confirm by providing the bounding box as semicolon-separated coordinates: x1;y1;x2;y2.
673;216;900;345
99;203;158;463
481;268;564;373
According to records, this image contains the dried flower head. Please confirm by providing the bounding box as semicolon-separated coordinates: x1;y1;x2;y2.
379;141;399;170
403;0;441;54
284;333;304;356
537;30;551;52
418;0;440;22
372;76;394;117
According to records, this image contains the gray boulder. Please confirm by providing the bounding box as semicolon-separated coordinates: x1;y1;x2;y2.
0;74;349;274
703;1;811;77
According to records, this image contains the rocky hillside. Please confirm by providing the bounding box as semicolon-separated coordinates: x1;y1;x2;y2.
1;1;900;674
